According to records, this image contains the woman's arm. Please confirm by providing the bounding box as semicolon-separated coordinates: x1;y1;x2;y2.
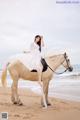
41;36;44;47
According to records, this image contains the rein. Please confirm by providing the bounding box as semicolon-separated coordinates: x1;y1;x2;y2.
47;64;68;75
46;54;69;75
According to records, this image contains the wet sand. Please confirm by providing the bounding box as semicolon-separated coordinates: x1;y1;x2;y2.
0;87;80;120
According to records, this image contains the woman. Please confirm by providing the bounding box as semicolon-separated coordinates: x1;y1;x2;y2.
30;35;45;85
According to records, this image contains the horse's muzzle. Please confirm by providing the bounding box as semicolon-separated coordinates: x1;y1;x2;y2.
68;67;73;72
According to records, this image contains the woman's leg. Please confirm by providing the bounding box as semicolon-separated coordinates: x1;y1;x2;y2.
37;64;43;87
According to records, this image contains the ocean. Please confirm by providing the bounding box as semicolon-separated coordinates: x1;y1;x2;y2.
0;64;80;102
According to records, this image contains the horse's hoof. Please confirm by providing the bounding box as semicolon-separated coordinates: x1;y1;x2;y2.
47;103;51;106
42;106;47;109
42;104;47;108
18;102;23;106
13;102;18;104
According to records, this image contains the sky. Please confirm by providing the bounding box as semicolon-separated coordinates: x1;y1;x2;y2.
0;0;80;66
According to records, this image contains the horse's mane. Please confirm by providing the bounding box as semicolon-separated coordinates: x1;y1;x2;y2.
46;54;63;60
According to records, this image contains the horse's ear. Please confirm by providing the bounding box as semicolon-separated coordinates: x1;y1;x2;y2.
64;52;66;58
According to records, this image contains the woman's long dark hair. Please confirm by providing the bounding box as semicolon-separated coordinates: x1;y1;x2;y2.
34;35;41;52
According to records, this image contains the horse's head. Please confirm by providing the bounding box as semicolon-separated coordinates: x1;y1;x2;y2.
62;52;73;72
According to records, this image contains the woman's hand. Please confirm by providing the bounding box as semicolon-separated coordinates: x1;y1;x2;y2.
23;50;30;53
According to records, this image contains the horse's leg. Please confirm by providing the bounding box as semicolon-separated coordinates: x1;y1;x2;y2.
41;85;47;108
45;80;52;106
11;79;23;105
38;71;47;108
41;80;51;107
9;69;23;105
11;79;18;104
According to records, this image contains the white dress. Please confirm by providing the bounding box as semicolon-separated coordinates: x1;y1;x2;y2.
8;42;44;71
29;42;43;71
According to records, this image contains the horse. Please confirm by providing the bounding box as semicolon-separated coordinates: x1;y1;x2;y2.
1;52;73;108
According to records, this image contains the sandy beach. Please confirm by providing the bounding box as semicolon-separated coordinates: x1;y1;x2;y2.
0;0;80;120
0;87;80;120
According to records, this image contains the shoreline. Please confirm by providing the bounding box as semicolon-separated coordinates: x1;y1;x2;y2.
0;78;80;102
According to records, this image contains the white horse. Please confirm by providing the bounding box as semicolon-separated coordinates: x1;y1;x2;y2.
1;52;73;108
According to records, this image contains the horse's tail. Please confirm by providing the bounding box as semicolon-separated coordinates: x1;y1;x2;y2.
1;64;9;87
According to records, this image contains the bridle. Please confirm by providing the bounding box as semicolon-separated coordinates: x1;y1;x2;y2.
46;54;70;75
